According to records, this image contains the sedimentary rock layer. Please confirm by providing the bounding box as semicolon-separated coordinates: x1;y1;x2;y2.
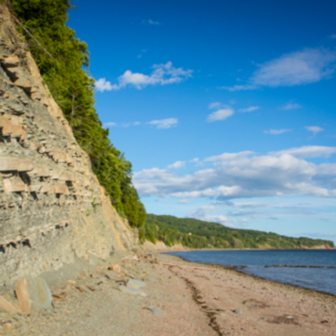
0;4;136;286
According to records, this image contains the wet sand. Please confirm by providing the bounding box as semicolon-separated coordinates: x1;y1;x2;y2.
161;253;336;335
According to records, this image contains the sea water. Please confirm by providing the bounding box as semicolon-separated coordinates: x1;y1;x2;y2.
168;249;336;295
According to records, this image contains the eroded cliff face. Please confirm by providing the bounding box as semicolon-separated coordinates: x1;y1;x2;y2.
0;4;136;286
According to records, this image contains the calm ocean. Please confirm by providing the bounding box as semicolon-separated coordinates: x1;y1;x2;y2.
168;249;336;295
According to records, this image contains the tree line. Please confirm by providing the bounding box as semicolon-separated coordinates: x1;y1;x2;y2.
141;214;334;249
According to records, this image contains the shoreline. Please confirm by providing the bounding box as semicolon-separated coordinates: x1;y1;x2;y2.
160;252;336;335
167;253;336;299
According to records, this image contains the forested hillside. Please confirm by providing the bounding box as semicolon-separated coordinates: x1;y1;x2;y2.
142;214;334;249
10;0;146;227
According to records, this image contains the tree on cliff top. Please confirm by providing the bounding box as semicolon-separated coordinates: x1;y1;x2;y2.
10;0;146;228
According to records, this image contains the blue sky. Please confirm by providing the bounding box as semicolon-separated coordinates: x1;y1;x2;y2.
69;0;336;243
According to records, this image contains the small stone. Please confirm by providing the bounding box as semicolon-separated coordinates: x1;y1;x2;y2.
150;308;163;316
119;286;147;296
127;279;146;289
234;309;242;314
89;258;107;267
108;264;121;273
0;295;19;314
147;277;157;283
75;285;90;293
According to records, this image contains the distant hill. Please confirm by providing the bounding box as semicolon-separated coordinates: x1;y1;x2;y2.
141;214;334;249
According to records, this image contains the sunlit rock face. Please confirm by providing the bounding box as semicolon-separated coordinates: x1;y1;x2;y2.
0;4;136;286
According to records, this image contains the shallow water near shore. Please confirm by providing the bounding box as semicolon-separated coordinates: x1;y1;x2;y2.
168;249;336;295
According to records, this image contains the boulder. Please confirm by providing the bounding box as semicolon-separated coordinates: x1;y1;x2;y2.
15;277;52;313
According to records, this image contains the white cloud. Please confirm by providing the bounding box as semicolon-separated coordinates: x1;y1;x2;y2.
168;161;185;169
238;106;259;113
283;103;301;110
205;151;254;162
275;146;336;158
221;84;257;92
207;108;234;122
133;146;336;200
223;48;336;91
148;118;178;129
95;78;117;92
305;126;324;135
190;158;200;163
178;199;189;204
95;62;192;92
143;19;161;25
265;129;291;135
187;206;232;225
193;214;232;226
104;122;117;127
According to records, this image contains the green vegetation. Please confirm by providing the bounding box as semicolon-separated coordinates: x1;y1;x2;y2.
142;214;334;249
10;0;146;227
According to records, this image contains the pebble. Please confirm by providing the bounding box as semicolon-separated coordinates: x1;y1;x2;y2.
119;286;147;296
234;309;242;314
127;279;146;289
148;308;164;316
147;277;157;283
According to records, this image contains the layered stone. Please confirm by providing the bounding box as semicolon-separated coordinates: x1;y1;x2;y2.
0;3;137;286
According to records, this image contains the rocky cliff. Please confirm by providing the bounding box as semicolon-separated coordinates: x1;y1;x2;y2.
0;4;136;286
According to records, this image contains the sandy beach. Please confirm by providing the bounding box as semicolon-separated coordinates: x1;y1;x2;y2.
1;251;335;335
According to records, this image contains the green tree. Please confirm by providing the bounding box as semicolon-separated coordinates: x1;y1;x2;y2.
10;0;146;228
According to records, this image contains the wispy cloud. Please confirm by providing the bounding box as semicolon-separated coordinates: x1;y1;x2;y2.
187;207;232;225
283;103;302;110
104;119;177;129
168;161;185;169
222;48;336;91
305;126;324;136
133;146;336;200
264;129;291;135
95;62;192;92
208;102;221;109
275;146;336;158
178;199;189;204
142;19;161;25
147;118;178;129
121;122;141;127
238;106;259;113
103;122;117;127
103;122;140;128
207;108;234;122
